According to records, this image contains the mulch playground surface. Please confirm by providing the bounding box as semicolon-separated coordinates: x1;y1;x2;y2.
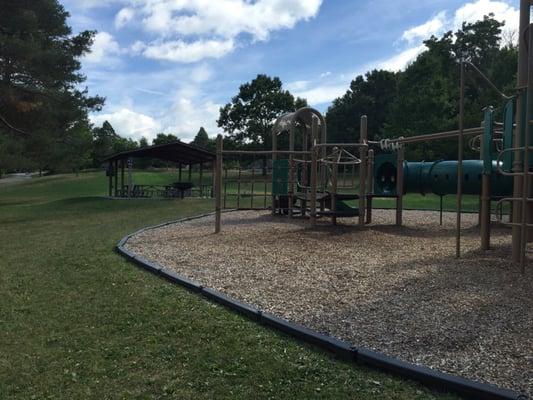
125;210;533;396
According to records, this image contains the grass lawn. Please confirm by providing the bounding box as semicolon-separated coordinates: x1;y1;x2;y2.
0;171;460;399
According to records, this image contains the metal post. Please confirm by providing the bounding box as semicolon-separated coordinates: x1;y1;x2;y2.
331;161;338;225
519;23;533;271
237;165;242;209
188;163;192;182
250;156;255;208
310;117;318;226
178;163;182;181
440;196;443;226
480;121;491;250
320;123;327;191
512;0;530;262
366;149;374;224
288;125;295;218
272;127;277;215
215;135;222;233
224;168;228;208
359;115;367;226
395;147;404;226
456;60;465;258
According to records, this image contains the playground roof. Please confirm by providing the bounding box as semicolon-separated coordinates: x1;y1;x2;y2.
104;141;215;165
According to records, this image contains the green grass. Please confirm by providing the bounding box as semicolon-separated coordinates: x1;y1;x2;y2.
0;171;461;399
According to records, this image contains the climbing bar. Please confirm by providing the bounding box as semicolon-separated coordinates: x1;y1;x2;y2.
368;126;483;147
222;150;311;155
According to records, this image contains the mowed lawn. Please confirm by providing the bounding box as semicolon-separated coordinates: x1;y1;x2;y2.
0;171;460;399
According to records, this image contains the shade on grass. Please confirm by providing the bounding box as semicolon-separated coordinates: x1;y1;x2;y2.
0;171;460;399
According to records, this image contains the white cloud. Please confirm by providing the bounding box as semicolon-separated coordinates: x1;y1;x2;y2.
117;0;322;63
190;64;214;83
453;0;519;33
90;108;161;141
132;38;235;63
401;11;447;43
289;83;347;105
162;97;221;140
400;0;519;45
115;7;135;28
84;32;121;64
377;44;426;71
286;80;310;92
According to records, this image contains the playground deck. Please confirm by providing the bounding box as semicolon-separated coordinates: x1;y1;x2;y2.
125;210;532;397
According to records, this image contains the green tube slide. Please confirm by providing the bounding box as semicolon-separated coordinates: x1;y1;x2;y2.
374;156;513;197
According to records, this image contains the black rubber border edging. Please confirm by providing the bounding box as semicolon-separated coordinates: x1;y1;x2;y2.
116;211;526;400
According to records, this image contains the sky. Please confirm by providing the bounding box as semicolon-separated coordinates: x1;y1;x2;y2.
62;0;520;143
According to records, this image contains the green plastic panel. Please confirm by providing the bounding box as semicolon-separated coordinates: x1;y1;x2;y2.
483;107;494;174
502;98;515;172
272;159;289;195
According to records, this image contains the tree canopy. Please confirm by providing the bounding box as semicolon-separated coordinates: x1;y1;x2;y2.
218;74;307;151
191;127;215;152
0;0;104;173
326;14;517;160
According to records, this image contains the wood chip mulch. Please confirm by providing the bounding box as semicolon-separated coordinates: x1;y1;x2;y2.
125;209;533;397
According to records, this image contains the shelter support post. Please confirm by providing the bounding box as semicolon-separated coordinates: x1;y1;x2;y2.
108;162;112;197
215;135;222;234
359;115;367;226
120;160;125;196
179;163;182;181
188;163;192;182
199;162;203;196
114;160;118;197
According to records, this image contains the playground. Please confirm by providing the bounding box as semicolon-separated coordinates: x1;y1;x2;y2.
108;4;533;399
125;209;532;396
118;53;533;397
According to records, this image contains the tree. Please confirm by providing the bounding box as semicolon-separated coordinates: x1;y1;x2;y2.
152;133;178;146
384;14;516;160
218;74;307;173
191;127;215;152
92;121;117;166
326;70;399;143
139;137;149;148
0;0;103;173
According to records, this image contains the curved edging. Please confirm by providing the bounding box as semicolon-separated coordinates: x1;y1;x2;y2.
116;212;526;400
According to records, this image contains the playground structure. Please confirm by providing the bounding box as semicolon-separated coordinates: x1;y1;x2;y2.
213;0;533;273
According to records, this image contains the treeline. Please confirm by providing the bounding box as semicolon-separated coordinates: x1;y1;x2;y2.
216;15;517;162
91;122;214;169
325;15;517;160
0;0;214;176
0;1;518;177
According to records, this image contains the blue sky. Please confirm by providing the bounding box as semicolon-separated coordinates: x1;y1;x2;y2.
62;0;519;142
